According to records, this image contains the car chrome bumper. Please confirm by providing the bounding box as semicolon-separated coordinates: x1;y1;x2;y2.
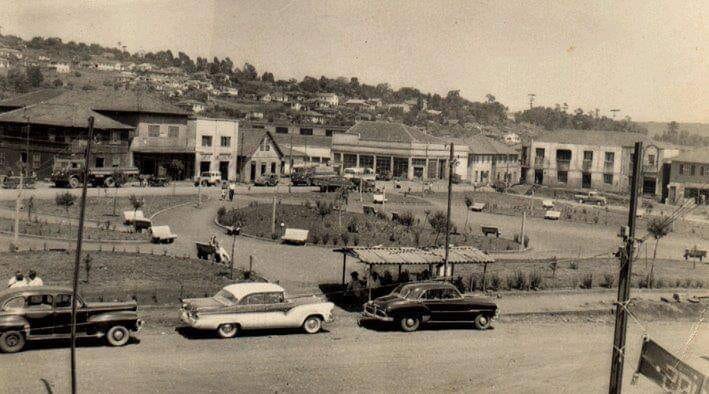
136;319;144;332
360;310;394;322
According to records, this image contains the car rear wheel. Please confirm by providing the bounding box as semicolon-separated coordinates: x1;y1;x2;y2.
399;316;421;332
474;314;491;330
303;316;323;334
217;324;238;338
69;176;80;189
104;176;116;188
106;325;130;346
0;331;25;353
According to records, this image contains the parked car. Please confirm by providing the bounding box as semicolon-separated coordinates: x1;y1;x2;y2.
360;282;498;332
574;191;607;206
194;171;222;187
147;176;170;187
0;286;142;353
343;167;375;181
254;174;279;186
180;282;334;338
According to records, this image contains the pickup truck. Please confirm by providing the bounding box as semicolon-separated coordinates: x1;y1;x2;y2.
574;191;607;206
51;159;138;188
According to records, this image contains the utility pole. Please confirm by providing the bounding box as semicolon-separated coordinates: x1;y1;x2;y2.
271;184;277;236
15;121;30;241
288;134;293;193
443;143;454;276
519;211;526;251
70;116;94;394
608;141;643;394
230;230;236;280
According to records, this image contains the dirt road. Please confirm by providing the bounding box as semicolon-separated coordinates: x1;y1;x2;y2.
1;318;705;393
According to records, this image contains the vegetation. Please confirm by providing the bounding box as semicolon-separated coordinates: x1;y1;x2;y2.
655;121;709;147
54;192;76;222
647;216;672;259
515;105;647;133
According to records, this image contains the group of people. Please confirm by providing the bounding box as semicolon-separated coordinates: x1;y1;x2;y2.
7;270;43;288
220;182;237;202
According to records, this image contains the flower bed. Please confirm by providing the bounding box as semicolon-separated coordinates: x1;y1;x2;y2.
0;217;147;241
218;201;520;252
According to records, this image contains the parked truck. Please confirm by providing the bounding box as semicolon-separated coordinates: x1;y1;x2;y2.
51;159;139;188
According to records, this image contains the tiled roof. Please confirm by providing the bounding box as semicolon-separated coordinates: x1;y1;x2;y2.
0;89;189;116
0;103;134;130
336;246;494;265
346;121;445;144
672;147;709;164
272;133;332;149
535;129;651;147
455;134;517;155
238;129;283;158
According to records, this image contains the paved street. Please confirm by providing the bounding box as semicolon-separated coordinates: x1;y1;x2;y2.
1;318;705;393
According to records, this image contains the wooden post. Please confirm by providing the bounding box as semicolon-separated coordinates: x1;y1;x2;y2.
443;143;454;275
482;262;488;292
519;212;526;251
230;231;236;280
341;253;347;285
249;255;253;274
367;264;372;301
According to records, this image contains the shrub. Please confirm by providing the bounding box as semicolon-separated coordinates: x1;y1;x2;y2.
529;270;542;290
511;270;527;290
513;234;530;248
581;273;593;289
353;235;359;246
376;211;387;220
217;206;226;219
347;217;359;233
315;200;332;221
310;230;320;244
396;211;416;228
569;261;578;270
489;273;501;291
55;192;76;219
655;277;665;288
321;232;331;245
271;232;278;240
601;273;614;288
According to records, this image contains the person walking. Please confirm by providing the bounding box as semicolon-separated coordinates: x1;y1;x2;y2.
228;181;236;201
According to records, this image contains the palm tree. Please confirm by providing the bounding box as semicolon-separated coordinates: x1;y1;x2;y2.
647;216;671;259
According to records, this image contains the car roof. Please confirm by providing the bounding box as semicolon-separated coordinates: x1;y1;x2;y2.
223;282;285;300
399;281;457;291
0;286;73;301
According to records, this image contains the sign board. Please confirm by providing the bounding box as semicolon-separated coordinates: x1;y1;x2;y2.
634;338;707;393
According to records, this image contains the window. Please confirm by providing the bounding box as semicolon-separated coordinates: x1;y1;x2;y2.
26;294;53;310
557;171;568;183
648;154;655;166
32;153;41;169
168;126;179;138
56;294;80;308
0;152;5;166
3;297;25;311
21;152;27;163
690;165;696;176
241;292;284;305
221;136;231;147
701;166;705;176
112;156;121;167
270;162;276;173
535;148;545;158
299;128;313;136
275;126;288;134
95;157;105;168
604;173;613;184
679;164;684;175
604;152;615;163
111;131;120;144
325;129;335;137
584;151;593;161
201;136;212;147
148;124;160;137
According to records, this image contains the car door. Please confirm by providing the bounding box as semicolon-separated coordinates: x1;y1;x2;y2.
436;288;472;321
53;293;88;337
23;294;55;337
421;289;447;321
238;292;288;329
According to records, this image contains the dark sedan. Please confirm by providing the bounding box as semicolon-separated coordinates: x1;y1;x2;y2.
360;282;498;332
0;286;142;353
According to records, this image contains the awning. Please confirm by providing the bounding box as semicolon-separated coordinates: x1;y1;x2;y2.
334;246;494;266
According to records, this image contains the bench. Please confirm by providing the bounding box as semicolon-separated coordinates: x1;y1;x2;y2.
542;199;555;209
481;226;501;237
282;228;309;245
373;194;387;204
133;218;153;233
470;202;486;212
123;210;145;225
149;225;177;243
544;210;561;220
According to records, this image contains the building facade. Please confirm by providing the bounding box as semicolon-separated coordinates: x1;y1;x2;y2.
332;121;468;181
236;130;285;183
666;148;709;205
191;118;239;181
462;135;520;186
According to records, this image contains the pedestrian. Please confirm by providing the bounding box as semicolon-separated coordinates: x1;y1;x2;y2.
8;272;27;288
228;181;236;201
347;271;364;302
27;270;43;287
220;188;227;201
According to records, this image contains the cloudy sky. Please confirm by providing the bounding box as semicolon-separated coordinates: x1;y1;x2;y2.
1;0;706;122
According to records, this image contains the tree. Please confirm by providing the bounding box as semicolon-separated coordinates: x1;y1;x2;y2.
261;72;275;83
55;192;76;223
647;216;671;259
315;200;332;222
428;210;448;245
26;66;44;87
242;63;257;80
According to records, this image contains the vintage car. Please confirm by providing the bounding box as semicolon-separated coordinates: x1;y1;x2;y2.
0;286;142;353
254;174;279;187
574;191;608;206
194;171;222;187
180;282;334;338
360;282;498;332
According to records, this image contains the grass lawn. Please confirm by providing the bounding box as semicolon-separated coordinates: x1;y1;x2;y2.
218;201;520;252
4;194;198;223
0;251;255;305
0;217;147;241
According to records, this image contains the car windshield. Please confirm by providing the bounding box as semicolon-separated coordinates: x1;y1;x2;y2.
213;289;238;306
391;285;420;299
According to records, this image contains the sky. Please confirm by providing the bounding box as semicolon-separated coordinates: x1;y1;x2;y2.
1;0;706;123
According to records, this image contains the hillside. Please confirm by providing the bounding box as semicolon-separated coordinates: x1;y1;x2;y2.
639;121;709;138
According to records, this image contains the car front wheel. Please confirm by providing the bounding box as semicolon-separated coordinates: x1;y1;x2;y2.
474;314;491;330
303;316;323;334
217;324;238;338
106;325;130;346
399;316;420;332
0;331;25;353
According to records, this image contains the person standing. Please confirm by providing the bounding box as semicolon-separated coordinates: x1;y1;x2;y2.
27;270;43;286
8;272;27;288
228;181;236;201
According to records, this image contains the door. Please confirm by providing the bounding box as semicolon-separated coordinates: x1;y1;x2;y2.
53;294;87;336
17;295;54;337
200;161;210;173
250;162;256;182
421;288;469;321
238;292;289;329
534;169;544;185
582;172;592;189
219;161;229;180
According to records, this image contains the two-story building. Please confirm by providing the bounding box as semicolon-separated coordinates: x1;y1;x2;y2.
458;135;520;186
666;148;709;205
332;121;468;181
191;117;239;181
236;129;285;183
521;129;670;195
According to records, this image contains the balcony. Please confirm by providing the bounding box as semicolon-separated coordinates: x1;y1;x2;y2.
582;159;593;171
556;159;570;171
